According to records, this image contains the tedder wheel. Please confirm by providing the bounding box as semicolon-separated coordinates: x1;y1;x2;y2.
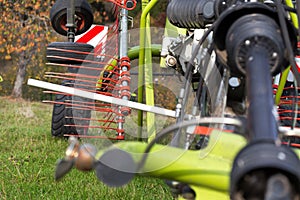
50;0;93;36
50;42;94;137
47;42;94;64
51;79;93;137
51;81;78;137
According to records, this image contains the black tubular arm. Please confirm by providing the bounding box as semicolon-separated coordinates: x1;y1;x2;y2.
245;47;278;141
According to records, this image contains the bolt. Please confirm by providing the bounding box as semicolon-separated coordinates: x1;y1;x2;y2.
245;40;251;46
278;152;286;160
176;104;182;109
272;52;278;58
237;159;244;167
166;55;177;67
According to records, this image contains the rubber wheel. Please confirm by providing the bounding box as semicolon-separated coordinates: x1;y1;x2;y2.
47;42;94;64
51;80;77;137
51;80;92;137
50;0;93;36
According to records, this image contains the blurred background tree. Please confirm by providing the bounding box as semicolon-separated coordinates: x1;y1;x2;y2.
0;0;56;99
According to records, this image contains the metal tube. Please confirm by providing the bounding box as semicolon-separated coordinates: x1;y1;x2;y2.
171;63;193;147
137;0;159;140
66;0;76;42
119;8;128;58
95;129;248;192
28;79;177;117
246;47;278;141
117;6;130;137
128;44;161;59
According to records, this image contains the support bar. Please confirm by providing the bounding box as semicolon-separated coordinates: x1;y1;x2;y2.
27;79;176;117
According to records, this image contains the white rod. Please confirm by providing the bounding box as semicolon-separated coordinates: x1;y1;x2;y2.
27;79;176;118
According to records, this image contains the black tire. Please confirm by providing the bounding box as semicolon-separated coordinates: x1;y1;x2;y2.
52;93;77;137
50;0;93;36
51;80;92;137
51;80;77;137
47;42;94;64
71;59;98;136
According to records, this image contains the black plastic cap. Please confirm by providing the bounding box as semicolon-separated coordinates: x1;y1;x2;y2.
230;141;300;199
95;148;136;187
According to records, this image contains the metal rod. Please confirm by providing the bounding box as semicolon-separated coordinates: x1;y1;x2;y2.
246;47;278;141
27;79;176;117
118;5;130;137
137;0;159;140
66;0;76;42
171;63;193;147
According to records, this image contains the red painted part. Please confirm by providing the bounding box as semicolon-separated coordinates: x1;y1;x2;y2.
63;134;125;140
115;135;125;140
121;62;131;69
120;91;131;99
120;56;130;62
193;126;233;135
116;128;125;133
47;47;91;55
105;0;137;10
67;116;116;124
120;76;131;83
282;142;300;148
120;86;131;91
120;107;131;115
116;118;125;123
76;26;105;43
120;70;130;76
65;124;119;131
46;13;134;139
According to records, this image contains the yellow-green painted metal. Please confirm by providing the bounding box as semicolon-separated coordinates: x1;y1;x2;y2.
96;130;247;197
275;67;291;105
160;19;187;68
137;0;159;141
128;45;161;59
286;0;298;28
144;3;156;142
96;58;118;88
94;1;300;198
275;0;298;105
96;130;300;198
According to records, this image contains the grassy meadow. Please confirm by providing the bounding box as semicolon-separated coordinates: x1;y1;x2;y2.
0;97;173;199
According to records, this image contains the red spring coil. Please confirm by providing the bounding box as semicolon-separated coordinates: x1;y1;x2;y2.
120;107;131;116
119;56;131;116
120;57;131;70
116;128;125;140
115;134;125;140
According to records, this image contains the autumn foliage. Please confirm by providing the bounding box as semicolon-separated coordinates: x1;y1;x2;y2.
0;0;56;99
0;0;167;100
0;0;120;99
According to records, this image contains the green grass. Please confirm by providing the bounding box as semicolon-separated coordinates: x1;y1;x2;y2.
0;97;173;200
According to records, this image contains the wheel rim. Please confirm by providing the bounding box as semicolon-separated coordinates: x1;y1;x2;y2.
58;12;87;34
